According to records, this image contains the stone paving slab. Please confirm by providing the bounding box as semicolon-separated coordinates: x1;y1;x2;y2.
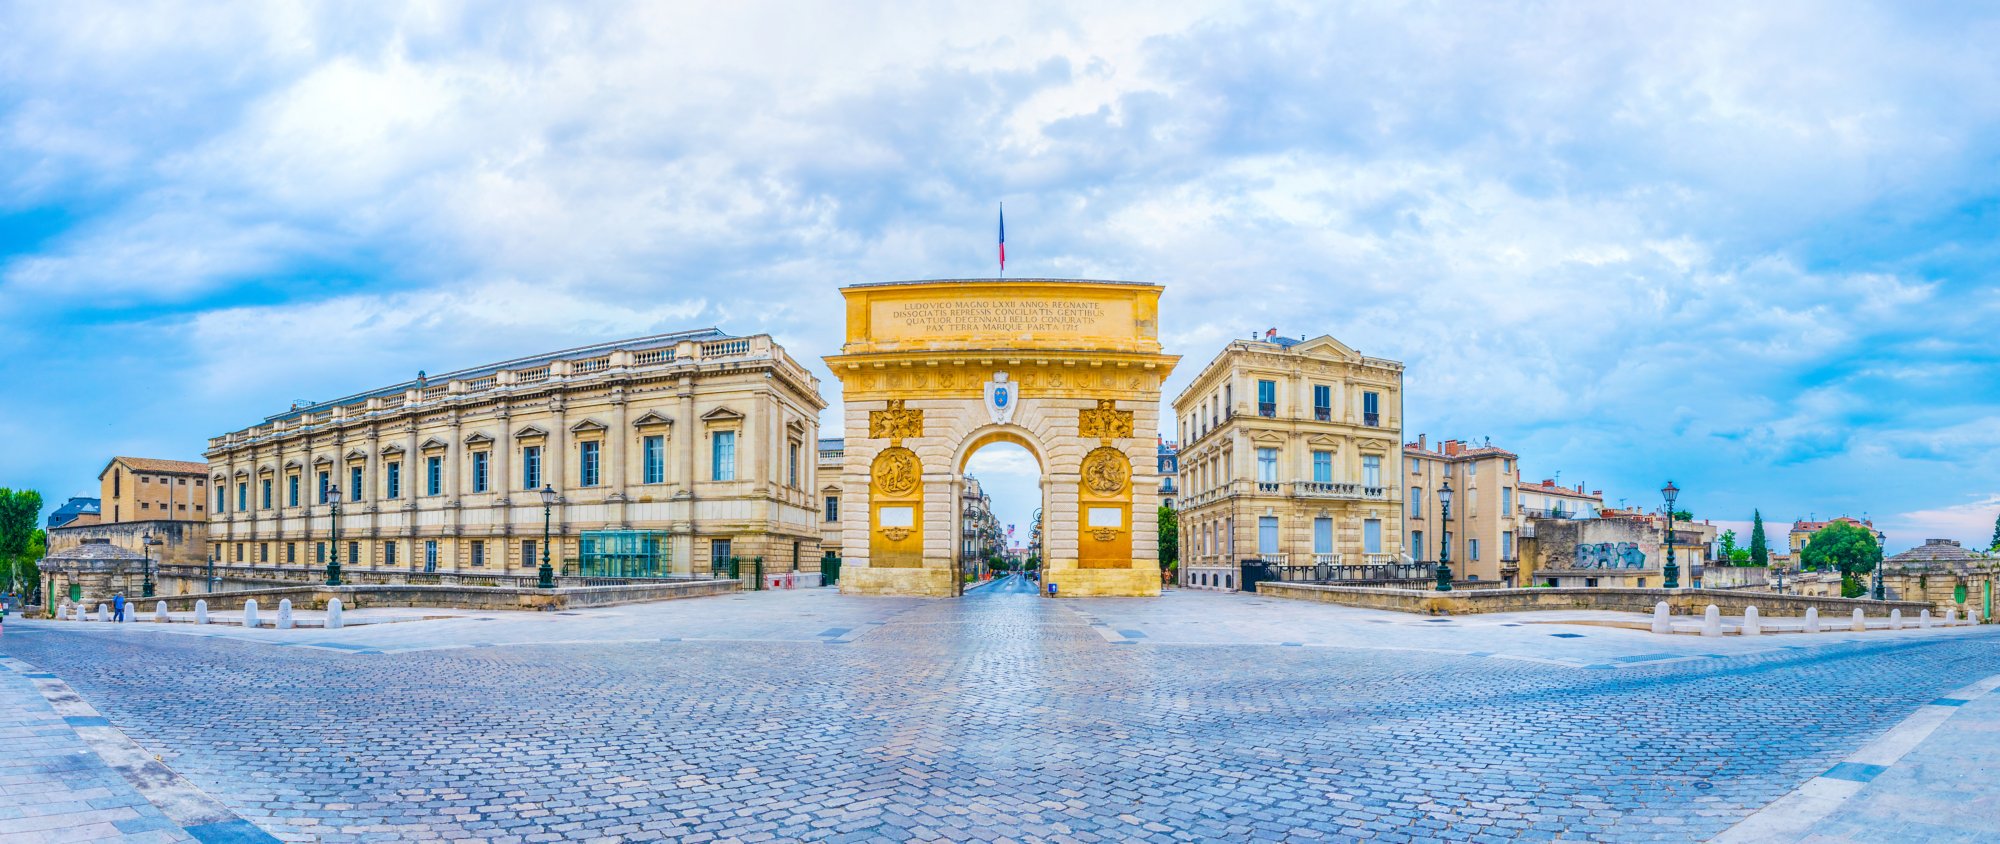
5;575;2000;841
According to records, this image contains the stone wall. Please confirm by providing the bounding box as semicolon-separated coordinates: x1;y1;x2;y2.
1256;582;1934;617
47;519;207;567
65;578;742;616
1700;565;1769;589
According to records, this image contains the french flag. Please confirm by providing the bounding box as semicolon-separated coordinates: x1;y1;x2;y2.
998;203;1006;274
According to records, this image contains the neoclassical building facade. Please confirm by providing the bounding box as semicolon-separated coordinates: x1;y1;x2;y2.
203;329;826;584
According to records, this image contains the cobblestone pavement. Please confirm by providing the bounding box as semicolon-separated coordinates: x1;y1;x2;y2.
6;576;2000;842
0;659;195;843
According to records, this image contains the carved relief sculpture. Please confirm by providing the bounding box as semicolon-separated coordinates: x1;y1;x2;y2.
873;447;921;496
869;399;924;444
1082;446;1130;496
1078;399;1134;442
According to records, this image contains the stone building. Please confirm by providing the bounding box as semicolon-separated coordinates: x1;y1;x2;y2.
1403;436;1520;585
203;329;826;585
1173;332;1406;588
958;475;1002;577
1518;511;1717;589
99;456;209;523
42;538;152;612
817;437;845;559
1156;439;1180;510
1783;538;1996;620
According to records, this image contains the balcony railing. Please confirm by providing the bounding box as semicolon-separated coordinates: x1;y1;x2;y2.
1363;412;1380;427
1258;402;1277;417
1314;407;1332;421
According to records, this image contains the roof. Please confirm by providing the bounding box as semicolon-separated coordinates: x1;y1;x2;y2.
842;278;1158;289
260;327;732;426
43;538;147;563
1792;516;1874;532
100;457;208;478
48;497;101;528
1885;539;1993;568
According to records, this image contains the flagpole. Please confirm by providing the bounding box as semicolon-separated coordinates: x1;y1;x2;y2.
998;201;1005;279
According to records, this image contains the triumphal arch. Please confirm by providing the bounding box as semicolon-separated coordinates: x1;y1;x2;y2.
825;279;1179;597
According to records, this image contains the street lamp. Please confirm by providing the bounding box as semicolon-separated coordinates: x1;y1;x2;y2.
1661;481;1680;589
538;484;558;589
326;484;344;586
207;552;218;594
141;533;162;598
1872;532;1886;601
1435;479;1454;592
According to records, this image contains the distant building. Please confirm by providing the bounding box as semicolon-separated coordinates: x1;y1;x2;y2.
1783;538;1998;620
98;456;209;524
1172;331;1406;590
1789;516;1883;555
1518;509;1717;589
1157;439;1179;510
959;476;1002;577
1404;435;1518;585
817;438;845;560
47;497;101;529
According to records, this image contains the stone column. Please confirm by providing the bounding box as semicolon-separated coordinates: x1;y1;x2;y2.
608;387;629;527
678;374;698;576
446;410;463;571
549;394;569;565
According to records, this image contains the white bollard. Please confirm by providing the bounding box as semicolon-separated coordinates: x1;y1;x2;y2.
1946;608;1958;625
1702;605;1722;637
1890;609;1903;630
194;600;208;625
96;604;109;622
276;599;294;630
1853;608;1866;632
154;602;168;622
1921;609;1932;629
1652;601;1672;634
326;598;344;630
1743;606;1761;636
1805;607;1821;633
123;604;136;624
242;599;259;629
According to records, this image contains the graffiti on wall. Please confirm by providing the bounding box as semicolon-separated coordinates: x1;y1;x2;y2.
1574;542;1647;569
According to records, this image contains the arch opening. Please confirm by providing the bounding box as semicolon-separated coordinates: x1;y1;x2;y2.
958;438;1043;589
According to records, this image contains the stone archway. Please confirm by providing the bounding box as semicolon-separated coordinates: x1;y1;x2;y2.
826;279;1179;597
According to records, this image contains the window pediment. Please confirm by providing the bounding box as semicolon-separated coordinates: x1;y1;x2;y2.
464;431;495;446
1307;434;1343;448
632;410;674;428
514;424;549;441
311;455;333;467
345;448;369;461
701;406;744;423
420;437;450;453
569;418;608;434
380;444;405;456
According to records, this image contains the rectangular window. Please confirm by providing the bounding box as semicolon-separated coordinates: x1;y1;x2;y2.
1312;384;1332;421
347;541;359;565
426;456;443;496
522;446;542;490
350;466;363;502
424;540;439;572
1362;456;1381;488
236;482;247;511
1410;487;1423;518
1469;538;1481;561
288;474;299;507
318;472;330;504
1411;530;1425;561
316;542;326;564
711;538;733;566
286;542;296;564
1502;531;1515;559
261;479;272;509
521;540;537;569
1257;516;1279;555
643;436;665;484
789;443;800;487
260;543;269;563
824;495;839;522
471;540;485;568
384;542;397;566
1311;451;1332;483
579;441;601;487
1468;461;1478;477
387;462;402;499
712;431;737;481
1469;487;1479;512
215;485;225;512
1362;391;1381;427
1364;519;1382;555
234;543;243;562
472;452;489;493
1502;487;1513;515
1257;448;1278;483
1313;517;1333;555
1256;379;1277;417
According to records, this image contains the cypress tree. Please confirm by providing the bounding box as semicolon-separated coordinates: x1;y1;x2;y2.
1749;510;1770;566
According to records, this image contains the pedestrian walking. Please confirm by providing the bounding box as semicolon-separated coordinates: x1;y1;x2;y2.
112;592;126;622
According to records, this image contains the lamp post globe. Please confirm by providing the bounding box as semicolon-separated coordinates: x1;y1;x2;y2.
1434;479;1454;592
325;485;344;586
538;484;558;589
1660;481;1679;589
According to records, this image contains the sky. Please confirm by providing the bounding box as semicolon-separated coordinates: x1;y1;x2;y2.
3;1;1998;553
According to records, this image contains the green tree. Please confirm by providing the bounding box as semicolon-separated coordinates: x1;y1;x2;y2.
1800;520;1882;598
1671;509;1693;522
0;489;45;596
1749;510;1770;566
1718;529;1738;556
1990;512;1999;552
1157;505;1179;570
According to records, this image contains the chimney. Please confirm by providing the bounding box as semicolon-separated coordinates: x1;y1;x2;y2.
1417;434;1427;450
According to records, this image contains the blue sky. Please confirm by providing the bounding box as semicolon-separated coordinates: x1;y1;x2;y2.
3;2;1997;552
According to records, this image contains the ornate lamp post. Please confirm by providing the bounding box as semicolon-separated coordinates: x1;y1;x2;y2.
1434;479;1454;592
140;533;162;598
1772;564;1787;595
1872;532;1887;600
538;484;558;589
325;484;344;586
206;552;218;593
1661;481;1680;589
